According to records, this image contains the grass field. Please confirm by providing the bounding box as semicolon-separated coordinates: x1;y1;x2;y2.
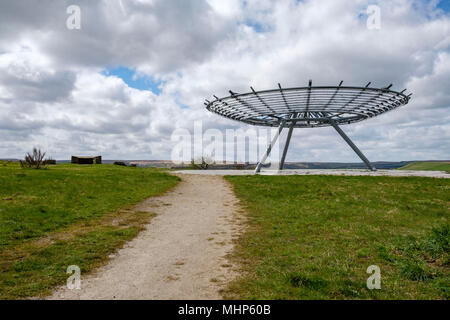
224;175;449;299
399;162;450;172
0;162;179;299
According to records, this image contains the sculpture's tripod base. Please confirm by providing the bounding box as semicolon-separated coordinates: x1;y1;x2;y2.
255;121;376;174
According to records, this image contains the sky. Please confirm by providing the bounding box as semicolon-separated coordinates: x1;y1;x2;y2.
0;0;449;162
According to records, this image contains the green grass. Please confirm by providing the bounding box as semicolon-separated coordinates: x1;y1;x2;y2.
0;163;179;299
224;175;449;299
398;161;450;172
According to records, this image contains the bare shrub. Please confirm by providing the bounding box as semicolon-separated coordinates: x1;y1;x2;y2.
20;148;47;169
189;156;212;170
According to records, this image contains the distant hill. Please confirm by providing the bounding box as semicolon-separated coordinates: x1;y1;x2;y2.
4;159;449;171
282;161;412;170
171;161;413;170
398;161;450;172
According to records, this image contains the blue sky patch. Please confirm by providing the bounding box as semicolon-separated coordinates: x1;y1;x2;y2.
102;66;164;94
437;0;450;12
244;20;266;33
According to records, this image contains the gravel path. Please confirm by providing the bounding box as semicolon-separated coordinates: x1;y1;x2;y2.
48;174;243;300
174;169;449;178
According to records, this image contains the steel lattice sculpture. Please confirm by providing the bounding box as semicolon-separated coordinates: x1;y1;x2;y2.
205;80;411;173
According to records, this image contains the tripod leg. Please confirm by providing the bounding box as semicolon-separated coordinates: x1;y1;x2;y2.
330;120;376;171
255;120;286;173
279;121;296;170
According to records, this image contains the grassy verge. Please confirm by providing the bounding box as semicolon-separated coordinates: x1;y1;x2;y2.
0;163;179;299
398;161;450;172
224;175;449;299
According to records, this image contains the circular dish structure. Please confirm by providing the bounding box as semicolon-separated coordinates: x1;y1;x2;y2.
205;81;411;128
205;81;412;173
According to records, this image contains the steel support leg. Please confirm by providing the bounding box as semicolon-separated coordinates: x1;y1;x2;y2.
255;120;286;174
330;120;376;171
279;121;296;170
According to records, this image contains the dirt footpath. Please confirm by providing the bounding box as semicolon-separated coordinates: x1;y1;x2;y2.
48;174;244;300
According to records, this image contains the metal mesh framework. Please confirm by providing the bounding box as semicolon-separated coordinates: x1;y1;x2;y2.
204;81;412;173
205;81;411;128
